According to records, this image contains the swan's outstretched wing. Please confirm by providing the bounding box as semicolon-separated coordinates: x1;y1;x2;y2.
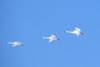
75;27;81;32
8;41;23;47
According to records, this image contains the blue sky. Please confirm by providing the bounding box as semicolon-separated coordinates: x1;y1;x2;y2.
1;0;100;67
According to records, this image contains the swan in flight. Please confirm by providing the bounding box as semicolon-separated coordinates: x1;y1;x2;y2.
43;34;59;42
8;41;23;47
65;27;83;37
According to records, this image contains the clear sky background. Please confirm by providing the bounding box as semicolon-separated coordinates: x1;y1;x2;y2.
1;0;100;67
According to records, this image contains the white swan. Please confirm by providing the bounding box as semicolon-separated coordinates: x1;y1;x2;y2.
65;27;83;37
8;41;23;47
43;34;59;42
